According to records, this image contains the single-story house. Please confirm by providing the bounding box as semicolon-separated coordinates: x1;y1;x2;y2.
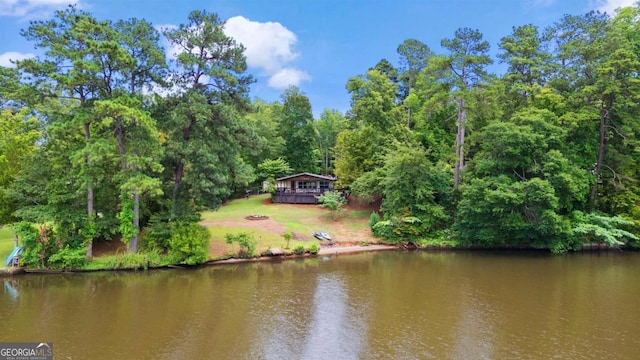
272;173;338;204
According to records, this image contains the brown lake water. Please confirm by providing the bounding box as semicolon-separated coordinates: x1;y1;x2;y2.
1;251;639;359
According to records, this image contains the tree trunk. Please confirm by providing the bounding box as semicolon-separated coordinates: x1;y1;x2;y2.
171;117;195;219
590;102;610;208
454;98;466;191
130;191;140;253
13;232;18;248
170;160;185;221
84;121;94;259
116;117;126;169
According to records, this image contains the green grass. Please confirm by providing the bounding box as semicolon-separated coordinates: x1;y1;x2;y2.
202;194;337;235
202;194;371;257
0;227;15;267
207;225;319;256
200;195;269;222
345;210;375;231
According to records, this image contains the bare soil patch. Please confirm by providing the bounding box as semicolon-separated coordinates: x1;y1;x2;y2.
92;238;127;256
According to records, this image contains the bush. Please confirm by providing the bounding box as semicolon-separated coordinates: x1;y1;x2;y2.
15;222;59;268
368;212;380;229
372;220;394;240
225;232;258;258
94;251;166;270
293;245;305;255
372;216;423;243
308;243;320;254
168;222;210;265
48;246;88;269
316;191;347;221
140;215;173;252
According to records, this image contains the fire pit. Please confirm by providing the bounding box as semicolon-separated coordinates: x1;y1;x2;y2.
245;215;269;220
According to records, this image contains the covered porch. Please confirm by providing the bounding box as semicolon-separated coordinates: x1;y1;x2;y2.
273;173;337;204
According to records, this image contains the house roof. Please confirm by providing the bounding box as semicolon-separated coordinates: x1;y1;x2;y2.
276;172;337;181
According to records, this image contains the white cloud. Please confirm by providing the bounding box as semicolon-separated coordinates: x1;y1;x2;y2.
0;0;78;17
224;16;311;89
267;68;312;89
593;0;636;14
0;51;35;67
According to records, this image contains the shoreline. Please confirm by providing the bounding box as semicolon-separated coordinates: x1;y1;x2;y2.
0;243;400;276
1;242;633;276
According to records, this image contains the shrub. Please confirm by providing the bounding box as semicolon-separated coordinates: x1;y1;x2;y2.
316;191;347;221
308;243;320;254
368;212;380;229
264;177;277;195
372;220;395;240
140;215;173;252
168;222;210;265
47;246;88;269
15;222;59;268
225;232;258;258
88;250;167;270
293;245;305;255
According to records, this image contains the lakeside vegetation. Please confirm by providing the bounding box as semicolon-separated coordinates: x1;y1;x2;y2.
2;5;640;270
0;227;13;264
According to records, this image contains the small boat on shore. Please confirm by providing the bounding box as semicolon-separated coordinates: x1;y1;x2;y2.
313;231;332;241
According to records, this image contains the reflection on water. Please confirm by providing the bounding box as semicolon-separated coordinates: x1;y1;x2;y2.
452;283;495;360
300;274;366;360
3;280;19;302
0;251;639;359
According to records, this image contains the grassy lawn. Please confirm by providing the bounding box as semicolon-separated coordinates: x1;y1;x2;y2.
207;225;318;257
202;194;375;257
0;227;16;267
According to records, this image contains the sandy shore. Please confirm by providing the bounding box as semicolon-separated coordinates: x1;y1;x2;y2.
210;243;397;265
317;244;396;255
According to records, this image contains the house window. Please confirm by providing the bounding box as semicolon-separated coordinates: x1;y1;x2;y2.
319;181;331;190
297;181;317;189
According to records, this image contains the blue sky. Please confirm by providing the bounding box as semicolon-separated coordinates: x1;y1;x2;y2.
0;0;635;116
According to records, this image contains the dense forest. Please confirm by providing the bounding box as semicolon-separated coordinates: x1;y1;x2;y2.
1;5;639;267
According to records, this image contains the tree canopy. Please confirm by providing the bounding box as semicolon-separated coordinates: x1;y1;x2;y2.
2;4;640;268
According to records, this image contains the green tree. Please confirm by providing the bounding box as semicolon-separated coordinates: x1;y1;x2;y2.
240;100;285;168
441;28;492;190
380;145;451;231
93;96;163;252
0;108;42;226
17;7;169;256
18;6;115;256
335;69;408;188
314;109;346;175
397;39;432;126
278;86;317;174
257;158;293;181
160;10;255;219
498;24;552;109
455;109;591;250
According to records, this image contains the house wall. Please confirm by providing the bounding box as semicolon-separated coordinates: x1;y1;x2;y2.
276;176;335;192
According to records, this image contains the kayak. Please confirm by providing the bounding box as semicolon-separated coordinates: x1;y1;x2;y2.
312;231;332;241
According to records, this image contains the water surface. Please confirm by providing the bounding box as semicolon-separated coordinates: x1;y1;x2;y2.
1;251;639;359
